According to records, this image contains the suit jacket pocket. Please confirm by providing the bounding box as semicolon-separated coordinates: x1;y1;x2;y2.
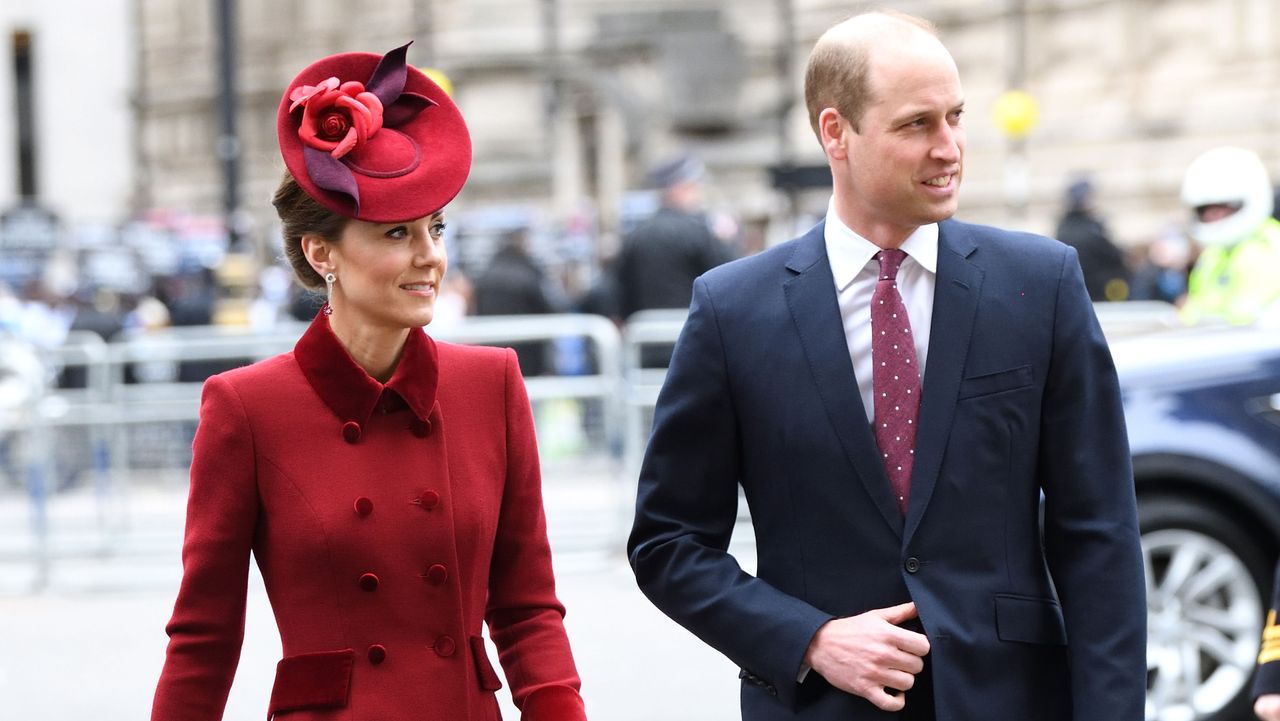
268;649;354;717
470;635;504;691
958;365;1033;400
994;594;1067;645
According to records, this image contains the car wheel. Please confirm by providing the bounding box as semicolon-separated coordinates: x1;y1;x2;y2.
1141;494;1271;721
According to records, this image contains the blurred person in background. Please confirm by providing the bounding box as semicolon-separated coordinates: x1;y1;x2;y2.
430;266;473;329
574;256;622;324
56;287;125;390
473;228;562;376
286;282;327;321
13;279;70;349
1129;224;1192;305
151;43;587;721
159;267;240;382
629;10;1145;721
1180;146;1280;326
246;265;293;330
1054;176;1130;302
1255;565;1280;720
615;152;736;366
615;152;736;320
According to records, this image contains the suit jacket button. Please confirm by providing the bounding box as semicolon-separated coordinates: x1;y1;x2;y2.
367;644;387;665
359;572;380;591
353;497;373;517
425;564;448;585
434;635;456;657
418;490;440;510
411;418;431;437
904;557;921;573
342;421;361;443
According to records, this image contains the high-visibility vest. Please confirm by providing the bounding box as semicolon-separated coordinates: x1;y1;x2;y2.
1183;217;1280;325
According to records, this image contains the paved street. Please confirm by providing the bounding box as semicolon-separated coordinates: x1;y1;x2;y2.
0;469;752;720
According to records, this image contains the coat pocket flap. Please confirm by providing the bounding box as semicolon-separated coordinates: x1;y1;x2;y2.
470;635;504;691
958;365;1033;400
267;649;354;719
994;594;1067;645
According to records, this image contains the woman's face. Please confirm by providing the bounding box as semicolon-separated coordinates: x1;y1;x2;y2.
326;211;448;331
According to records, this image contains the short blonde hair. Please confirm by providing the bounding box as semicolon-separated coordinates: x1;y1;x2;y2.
803;10;939;139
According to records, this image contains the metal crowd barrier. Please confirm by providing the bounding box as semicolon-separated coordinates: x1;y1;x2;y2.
0;314;625;592
0;300;1185;592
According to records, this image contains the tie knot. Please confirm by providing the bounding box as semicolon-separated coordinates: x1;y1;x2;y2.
876;249;908;281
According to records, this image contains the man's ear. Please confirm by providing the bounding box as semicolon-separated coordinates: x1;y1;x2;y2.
300;234;335;278
819;108;849;161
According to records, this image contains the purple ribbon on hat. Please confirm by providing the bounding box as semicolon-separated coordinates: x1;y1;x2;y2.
295;42;437;216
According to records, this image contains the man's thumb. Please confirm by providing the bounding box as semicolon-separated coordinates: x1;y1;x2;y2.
877;601;918;625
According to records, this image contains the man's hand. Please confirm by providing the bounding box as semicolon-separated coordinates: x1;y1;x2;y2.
1257;694;1280;720
803;602;930;712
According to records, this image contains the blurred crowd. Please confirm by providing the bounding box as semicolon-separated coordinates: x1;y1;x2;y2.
3;146;1279;384
1054;146;1280;329
0;152;747;381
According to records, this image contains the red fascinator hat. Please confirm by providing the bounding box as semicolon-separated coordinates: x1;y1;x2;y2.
277;42;471;222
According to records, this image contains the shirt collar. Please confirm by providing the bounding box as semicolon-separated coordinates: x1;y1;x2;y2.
823;197;939;291
293;312;439;426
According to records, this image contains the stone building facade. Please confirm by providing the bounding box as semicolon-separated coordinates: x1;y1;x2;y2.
1;1;134;224
132;0;1280;265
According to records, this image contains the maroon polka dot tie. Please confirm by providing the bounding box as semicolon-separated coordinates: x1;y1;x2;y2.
871;249;921;516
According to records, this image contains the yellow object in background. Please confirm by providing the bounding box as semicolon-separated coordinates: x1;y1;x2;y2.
993;89;1040;139
420;67;454;98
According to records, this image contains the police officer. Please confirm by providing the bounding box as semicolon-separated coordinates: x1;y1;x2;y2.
1255;565;1280;720
1180;147;1280;326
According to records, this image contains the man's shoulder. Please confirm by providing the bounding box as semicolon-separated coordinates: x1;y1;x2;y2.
700;231;815;288
944;218;1069;265
945;217;1060;247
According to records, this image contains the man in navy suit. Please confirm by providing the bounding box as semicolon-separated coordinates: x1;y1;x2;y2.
627;10;1146;721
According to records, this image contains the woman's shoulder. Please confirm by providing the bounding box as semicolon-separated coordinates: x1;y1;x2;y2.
434;340;518;395
206;351;301;392
434;339;511;368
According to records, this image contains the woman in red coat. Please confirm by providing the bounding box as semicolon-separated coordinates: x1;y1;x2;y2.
151;44;587;721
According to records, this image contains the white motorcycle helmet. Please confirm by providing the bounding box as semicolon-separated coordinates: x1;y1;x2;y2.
1180;146;1274;246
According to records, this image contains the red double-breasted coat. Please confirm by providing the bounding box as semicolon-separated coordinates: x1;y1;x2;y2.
152;314;586;721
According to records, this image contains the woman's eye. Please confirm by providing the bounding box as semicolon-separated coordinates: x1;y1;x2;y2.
386;226;409;239
431;222;448;237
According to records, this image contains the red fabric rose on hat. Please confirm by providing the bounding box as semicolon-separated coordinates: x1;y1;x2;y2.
278;42;471;221
291;78;385;159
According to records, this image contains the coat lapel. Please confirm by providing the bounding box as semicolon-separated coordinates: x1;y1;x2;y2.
903;220;984;544
783;224;904;538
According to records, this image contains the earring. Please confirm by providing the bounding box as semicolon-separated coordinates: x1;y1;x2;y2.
323;272;336;316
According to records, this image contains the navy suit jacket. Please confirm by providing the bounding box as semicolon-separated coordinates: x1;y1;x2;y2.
628;219;1146;720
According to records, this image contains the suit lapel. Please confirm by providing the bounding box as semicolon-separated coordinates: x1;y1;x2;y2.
784;224;904;538
904;220;984;544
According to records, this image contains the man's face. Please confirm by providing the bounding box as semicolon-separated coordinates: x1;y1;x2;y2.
837;38;965;243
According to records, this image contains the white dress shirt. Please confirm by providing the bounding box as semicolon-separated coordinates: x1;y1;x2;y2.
823;200;938;423
795;205;940;683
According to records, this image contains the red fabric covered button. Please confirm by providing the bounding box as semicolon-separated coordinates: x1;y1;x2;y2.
433;635;456;657
419;490;440;510
342;421;361;443
410;418;431;437
367;644;387;665
354;497;373;517
424;564;448;585
358;572;380;591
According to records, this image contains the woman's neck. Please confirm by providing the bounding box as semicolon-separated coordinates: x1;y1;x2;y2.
327;314;410;383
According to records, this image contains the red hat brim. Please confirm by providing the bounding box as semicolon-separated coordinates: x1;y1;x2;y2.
277;47;471;223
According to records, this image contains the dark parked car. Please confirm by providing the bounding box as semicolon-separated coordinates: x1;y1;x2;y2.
1108;322;1280;721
